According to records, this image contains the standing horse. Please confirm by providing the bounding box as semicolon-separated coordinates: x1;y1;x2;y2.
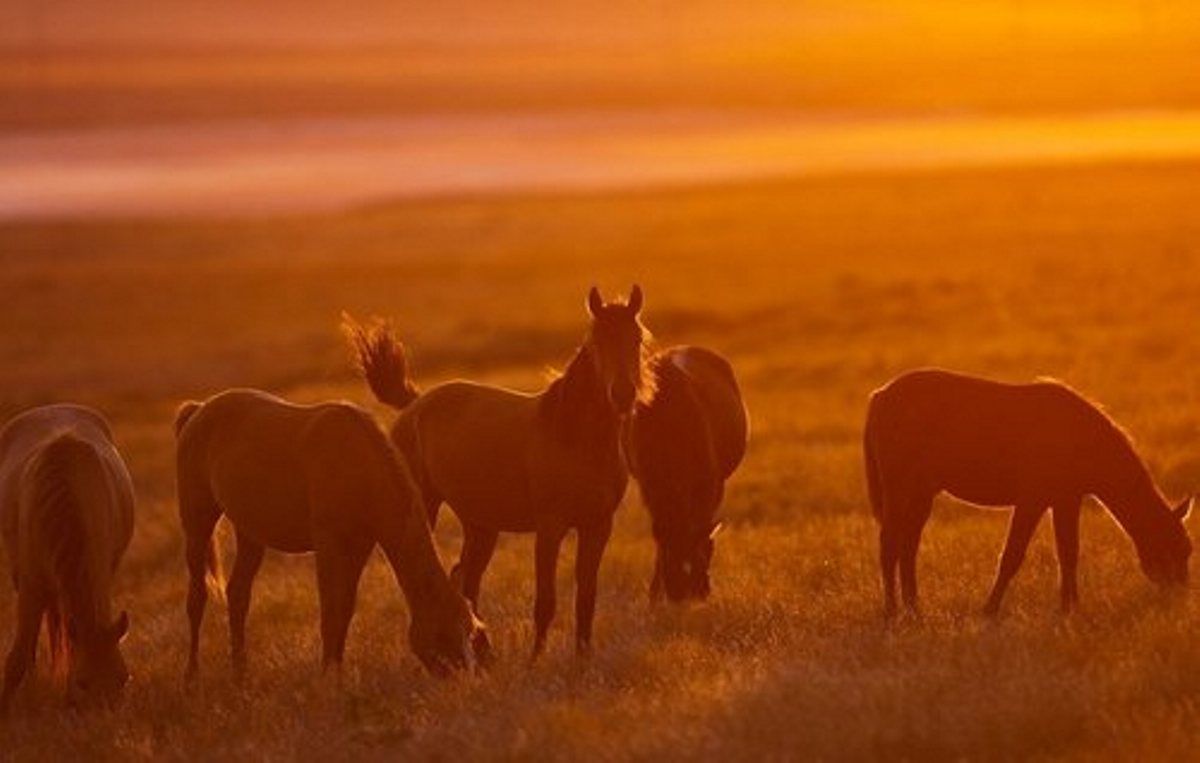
175;389;485;679
864;368;1192;617
626;346;748;602
0;405;133;711
348;286;649;657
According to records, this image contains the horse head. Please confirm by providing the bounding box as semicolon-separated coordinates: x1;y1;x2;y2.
409;594;491;677
585;285;649;416
655;519;723;602
65;611;130;708
1139;495;1193;588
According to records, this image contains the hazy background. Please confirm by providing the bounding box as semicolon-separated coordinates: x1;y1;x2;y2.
5;1;1200;218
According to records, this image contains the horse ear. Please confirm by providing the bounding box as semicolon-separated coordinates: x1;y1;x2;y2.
1173;496;1194;521
587;286;604;316
709;520;725;540
112;611;130;643
627;284;644;315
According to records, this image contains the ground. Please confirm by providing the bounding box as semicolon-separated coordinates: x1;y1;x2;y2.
3;160;1200;759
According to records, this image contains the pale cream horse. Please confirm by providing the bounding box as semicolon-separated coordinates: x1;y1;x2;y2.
175;389;486;680
0;405;133;712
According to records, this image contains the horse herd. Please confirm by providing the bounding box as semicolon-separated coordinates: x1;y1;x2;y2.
1;285;1193;713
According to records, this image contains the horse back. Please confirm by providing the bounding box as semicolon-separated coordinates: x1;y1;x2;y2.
177;389;377;551
397;381;541;531
664;346;748;478
0;404;133;581
866;369;1122;507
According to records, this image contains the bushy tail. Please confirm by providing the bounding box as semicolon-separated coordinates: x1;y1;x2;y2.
174;401;200;438
29;434;104;673
342;312;420;411
863;397;884;522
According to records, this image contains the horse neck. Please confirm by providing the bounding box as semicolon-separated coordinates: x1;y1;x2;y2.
373;465;459;618
541;346;620;448
1093;440;1170;551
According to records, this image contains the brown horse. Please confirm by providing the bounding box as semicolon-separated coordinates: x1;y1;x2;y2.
348;286;649;657
626;345;748;602
864;368;1192;617
175;389;485;679
0;405;133;712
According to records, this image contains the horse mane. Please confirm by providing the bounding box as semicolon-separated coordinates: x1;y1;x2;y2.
1035;375;1160;498
539;346;605;445
29;434;101;672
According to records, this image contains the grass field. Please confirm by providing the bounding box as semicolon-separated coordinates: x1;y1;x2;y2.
3;160;1200;759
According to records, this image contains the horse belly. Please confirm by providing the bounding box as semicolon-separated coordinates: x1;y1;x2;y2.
929;439;1066;509
429;448;535;532
211;456;314;553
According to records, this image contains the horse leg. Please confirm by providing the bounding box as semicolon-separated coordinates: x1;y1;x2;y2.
878;520;897;619
315;536;373;671
1;578;47;714
226;530;265;679
574;517;614;656
1052;500;1082;612
532;523;567;659
983;504;1045;616
898;494;934;614
184;511;221;682
457;524;499;613
649;551;664;603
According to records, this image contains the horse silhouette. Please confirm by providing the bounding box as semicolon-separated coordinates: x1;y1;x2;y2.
1;405;134;711
175;389;485;679
626;345;748;601
348;285;649;657
865;368;1192;617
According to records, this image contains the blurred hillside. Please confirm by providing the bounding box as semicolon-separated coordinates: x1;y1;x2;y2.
4;1;1200;129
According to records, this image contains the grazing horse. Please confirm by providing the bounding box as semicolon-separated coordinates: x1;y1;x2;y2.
626;345;748;602
864;368;1192;617
174;389;485;679
348;286;649;657
0;405;133;711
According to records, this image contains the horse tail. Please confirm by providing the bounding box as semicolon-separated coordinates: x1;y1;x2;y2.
174;401;201;438
342;312;420;411
863;395;884;522
28;433;104;671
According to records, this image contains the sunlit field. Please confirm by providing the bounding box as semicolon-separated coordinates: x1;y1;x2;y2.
3;160;1200;758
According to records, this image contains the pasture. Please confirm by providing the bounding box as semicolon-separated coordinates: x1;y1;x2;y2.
3;159;1200;759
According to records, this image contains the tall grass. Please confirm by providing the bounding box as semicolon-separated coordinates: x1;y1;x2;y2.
2;161;1200;758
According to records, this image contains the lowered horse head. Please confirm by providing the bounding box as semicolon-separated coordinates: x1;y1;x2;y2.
63;610;131;708
408;591;490;676
585;284;651;416
655;517;723;602
1136;495;1193;588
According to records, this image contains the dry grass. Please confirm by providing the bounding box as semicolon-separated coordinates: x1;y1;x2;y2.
3;160;1200;759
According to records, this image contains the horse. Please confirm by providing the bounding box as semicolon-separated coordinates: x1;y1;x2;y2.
625;345;748;602
0;405;134;712
347;285;649;657
864;368;1192;618
174;389;486;680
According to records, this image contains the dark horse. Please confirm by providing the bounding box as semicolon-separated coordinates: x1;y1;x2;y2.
626;346;748;601
349;286;649;656
865;368;1192;617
